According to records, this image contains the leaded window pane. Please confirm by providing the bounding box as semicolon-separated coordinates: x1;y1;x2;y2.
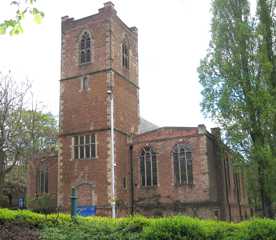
38;166;48;194
81;51;85;64
173;152;180;184
85;135;90;144
81;39;85;49
45;169;48;193
146;153;151;186
91;143;96;158
80;146;84;159
85;37;90;48
74;136;78;145
40;171;44;192
180;157;186;184
152;154;157;186
80;136;84;145
74;146;78;159
91;134;95;143
186;151;192;160
86;49;91;62
85;145;90;159
140;157;145;186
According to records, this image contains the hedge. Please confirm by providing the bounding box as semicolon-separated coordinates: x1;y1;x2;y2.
1;208;276;240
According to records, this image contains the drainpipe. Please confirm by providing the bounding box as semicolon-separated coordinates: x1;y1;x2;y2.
108;90;116;218
129;145;134;215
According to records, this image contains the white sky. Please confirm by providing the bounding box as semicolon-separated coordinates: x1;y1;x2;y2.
0;0;217;129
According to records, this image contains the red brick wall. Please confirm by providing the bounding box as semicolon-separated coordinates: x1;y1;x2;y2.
27;154;58;207
58;132;110;211
60;72;108;134
131;128;215;218
207;130;250;221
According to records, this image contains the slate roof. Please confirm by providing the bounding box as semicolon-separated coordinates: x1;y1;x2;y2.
139;118;159;134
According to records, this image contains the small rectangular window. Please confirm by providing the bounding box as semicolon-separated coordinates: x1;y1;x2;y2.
81;76;89;91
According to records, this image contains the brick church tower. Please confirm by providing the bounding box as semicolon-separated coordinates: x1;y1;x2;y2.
58;2;139;215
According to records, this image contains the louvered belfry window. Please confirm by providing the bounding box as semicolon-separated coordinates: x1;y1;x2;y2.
80;32;91;64
122;42;129;69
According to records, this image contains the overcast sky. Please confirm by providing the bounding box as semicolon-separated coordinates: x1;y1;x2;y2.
0;0;217;129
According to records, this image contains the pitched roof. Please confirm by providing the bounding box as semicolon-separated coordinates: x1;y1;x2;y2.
139;118;159;134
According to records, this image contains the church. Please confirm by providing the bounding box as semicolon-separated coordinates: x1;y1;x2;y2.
27;2;249;221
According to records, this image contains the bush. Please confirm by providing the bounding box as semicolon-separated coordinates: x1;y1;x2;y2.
27;194;57;214
1;208;276;240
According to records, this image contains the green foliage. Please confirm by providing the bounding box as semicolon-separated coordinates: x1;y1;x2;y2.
142;216;207;240
28;194;57;214
2;209;276;240
20;110;58;155
198;0;276;216
0;72;58;205
0;0;44;35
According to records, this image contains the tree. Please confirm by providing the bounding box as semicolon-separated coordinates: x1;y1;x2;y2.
0;72;58;202
198;0;276;217
0;0;44;35
21;110;58;156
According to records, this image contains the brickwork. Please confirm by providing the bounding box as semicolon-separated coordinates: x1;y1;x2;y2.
27;154;58;208
131;127;215;217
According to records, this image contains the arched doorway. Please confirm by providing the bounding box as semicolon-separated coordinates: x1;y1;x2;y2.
74;182;96;216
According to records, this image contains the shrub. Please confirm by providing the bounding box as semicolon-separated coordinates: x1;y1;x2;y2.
1;208;276;240
28;194;57;214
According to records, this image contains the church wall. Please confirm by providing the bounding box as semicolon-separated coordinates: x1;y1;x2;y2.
131;128;217;217
207;129;251;221
58;131;110;213
60;72;108;134
27;154;58;209
113;73;139;134
113;131;132;216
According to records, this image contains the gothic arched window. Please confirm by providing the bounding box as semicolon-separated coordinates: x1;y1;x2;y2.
140;146;157;187
173;144;193;185
122;41;129;69
36;164;48;194
80;32;91;64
